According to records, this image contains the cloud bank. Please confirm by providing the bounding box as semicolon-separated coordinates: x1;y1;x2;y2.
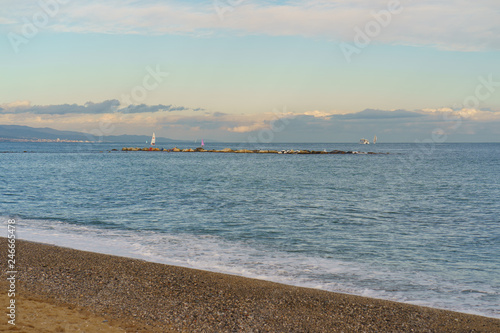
1;0;499;51
0;100;203;115
2;101;498;142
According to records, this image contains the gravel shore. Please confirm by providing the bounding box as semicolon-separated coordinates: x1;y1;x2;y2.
3;238;499;332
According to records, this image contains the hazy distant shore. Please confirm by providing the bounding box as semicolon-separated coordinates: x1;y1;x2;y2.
2;238;499;332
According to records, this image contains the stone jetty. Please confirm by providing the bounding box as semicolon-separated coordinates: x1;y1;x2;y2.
122;147;387;154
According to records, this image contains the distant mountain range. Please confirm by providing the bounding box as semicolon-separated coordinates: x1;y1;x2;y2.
0;125;184;143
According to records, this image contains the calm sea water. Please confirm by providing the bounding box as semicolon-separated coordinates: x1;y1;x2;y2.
1;142;499;318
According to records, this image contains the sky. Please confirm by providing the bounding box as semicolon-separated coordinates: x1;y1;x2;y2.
1;0;500;142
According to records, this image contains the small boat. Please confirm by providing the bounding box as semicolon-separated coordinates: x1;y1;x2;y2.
373;135;377;144
201;139;204;147
151;132;156;146
359;138;370;144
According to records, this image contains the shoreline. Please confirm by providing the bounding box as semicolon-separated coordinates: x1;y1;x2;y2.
3;238;500;332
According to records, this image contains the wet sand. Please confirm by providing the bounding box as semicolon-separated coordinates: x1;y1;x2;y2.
0;279;127;332
2;238;499;332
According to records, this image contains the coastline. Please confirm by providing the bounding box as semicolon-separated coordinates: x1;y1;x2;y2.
2;238;499;332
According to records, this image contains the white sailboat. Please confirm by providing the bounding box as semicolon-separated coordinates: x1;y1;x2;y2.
373;135;377;144
151;132;156;146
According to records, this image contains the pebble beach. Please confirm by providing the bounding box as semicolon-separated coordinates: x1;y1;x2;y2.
2;238;500;332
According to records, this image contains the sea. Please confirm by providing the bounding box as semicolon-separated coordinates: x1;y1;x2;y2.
1;141;499;319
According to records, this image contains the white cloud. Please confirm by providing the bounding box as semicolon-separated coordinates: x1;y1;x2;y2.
1;100;31;108
1;0;499;51
0;17;16;24
303;110;335;119
419;107;500;121
226;123;268;133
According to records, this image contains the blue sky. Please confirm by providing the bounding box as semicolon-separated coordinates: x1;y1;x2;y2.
1;0;499;142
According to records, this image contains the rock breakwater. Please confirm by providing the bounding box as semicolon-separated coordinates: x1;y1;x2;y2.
121;147;387;154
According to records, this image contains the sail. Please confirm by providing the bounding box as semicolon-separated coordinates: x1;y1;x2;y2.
201;139;204;146
373;135;377;144
151;132;156;146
